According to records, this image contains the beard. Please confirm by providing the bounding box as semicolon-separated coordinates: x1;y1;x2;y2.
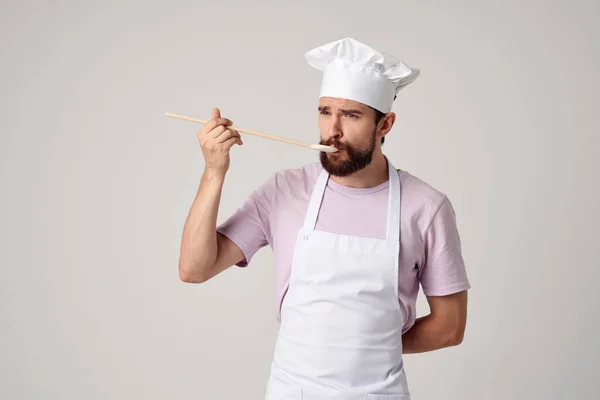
319;129;377;177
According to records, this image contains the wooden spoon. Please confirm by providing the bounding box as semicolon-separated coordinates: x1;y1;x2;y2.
165;112;337;153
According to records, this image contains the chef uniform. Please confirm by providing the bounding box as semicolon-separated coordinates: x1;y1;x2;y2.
264;38;420;400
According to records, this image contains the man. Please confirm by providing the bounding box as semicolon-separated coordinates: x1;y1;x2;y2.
178;37;470;399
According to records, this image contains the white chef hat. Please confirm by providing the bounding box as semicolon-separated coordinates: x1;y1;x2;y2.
305;37;420;113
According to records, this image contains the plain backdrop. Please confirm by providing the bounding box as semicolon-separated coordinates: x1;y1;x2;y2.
1;0;599;399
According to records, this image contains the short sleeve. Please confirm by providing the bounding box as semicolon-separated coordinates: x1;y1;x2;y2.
419;196;471;296
216;175;275;267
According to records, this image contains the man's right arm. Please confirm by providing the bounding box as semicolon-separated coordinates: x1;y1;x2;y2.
178;108;245;283
178;169;245;283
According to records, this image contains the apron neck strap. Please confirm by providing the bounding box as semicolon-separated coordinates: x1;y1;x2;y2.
303;169;329;230
386;158;401;245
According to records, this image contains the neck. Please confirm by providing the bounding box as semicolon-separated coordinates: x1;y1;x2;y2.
328;152;389;188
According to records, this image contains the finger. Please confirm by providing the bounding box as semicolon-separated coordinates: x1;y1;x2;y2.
208;109;233;129
209;125;228;139
199;118;232;136
220;135;243;150
216;129;241;143
227;131;243;145
235;130;243;145
214;118;233;127
201;108;222;134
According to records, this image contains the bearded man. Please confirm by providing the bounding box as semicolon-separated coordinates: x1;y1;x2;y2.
178;37;471;400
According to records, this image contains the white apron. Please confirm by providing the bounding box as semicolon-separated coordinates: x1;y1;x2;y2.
265;158;410;400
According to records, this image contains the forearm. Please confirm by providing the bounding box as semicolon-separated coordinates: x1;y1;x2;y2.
179;169;226;280
402;314;462;354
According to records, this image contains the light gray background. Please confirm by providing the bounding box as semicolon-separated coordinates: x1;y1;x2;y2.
2;0;599;399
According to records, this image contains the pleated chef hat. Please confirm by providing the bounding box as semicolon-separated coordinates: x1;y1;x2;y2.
305;37;420;113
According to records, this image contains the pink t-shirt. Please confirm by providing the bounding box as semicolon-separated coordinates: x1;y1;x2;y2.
217;162;470;333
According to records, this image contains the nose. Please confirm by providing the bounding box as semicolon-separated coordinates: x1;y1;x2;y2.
325;115;343;142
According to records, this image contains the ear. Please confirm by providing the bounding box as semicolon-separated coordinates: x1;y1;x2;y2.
377;112;396;139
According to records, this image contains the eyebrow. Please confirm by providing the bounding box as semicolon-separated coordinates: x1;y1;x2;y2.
318;106;364;115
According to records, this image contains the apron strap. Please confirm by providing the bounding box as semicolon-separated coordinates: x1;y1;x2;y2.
385;158;401;246
302;169;329;230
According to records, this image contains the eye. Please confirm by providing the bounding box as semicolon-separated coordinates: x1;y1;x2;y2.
345;113;358;119
319;110;330;115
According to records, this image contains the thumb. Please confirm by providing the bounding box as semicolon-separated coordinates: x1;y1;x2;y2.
212;108;221;120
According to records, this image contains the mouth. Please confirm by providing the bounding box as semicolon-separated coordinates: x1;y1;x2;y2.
321;141;343;154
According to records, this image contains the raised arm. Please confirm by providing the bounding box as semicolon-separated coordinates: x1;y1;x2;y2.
178;108;245;283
